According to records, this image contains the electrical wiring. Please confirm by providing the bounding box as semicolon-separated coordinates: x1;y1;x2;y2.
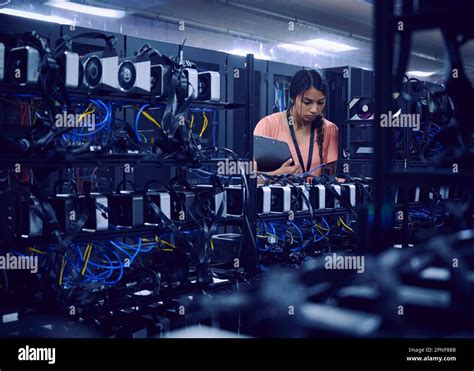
76;100;111;136
142;110;161;128
289;221;304;242
338;217;355;233
81;242;93;275
88;248;124;285
114;239;156;253
59;256;67;285
77;103;95;125
61;100;111;143
81;248;123;281
60;242;127;285
256;221;275;252
199;112;208;137
313;217;331;242
28;247;46;255
135;104;163;143
301;162;328;177
158;239;176;249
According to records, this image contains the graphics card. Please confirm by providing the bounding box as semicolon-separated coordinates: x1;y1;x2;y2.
109;191;144;228
198;71;220;101
144;190;171;225
49;194;79;234
269;185;291;213
57;50;82;89
184;68;198;99
290;185;310;213
225;185;245;216
81;50;118;91
118;56;150;94
170;190;195;222
17;195;43;238
325;184;342;209
340;184;356;207
257;185;271;214
79;193;108;232
8;45;40;85
194;185;227;219
150;62;171;97
309;184;326;210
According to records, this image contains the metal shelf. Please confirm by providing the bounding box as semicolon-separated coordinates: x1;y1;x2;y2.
0;155;235;168
1;84;245;110
257;209;351;221
0;215;244;249
0;54;259;277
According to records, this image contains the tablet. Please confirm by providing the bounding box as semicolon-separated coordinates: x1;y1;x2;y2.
254;135;294;172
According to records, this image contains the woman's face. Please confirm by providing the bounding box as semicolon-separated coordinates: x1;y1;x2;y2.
294;87;326;123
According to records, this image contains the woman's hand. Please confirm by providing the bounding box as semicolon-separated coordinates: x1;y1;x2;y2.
270;158;301;176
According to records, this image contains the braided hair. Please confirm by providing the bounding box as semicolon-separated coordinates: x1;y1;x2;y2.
289;69;328;165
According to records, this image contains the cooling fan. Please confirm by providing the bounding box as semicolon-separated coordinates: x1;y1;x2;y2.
118;60;136;92
117;56;150;94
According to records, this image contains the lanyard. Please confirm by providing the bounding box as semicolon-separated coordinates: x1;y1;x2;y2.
286;109;315;174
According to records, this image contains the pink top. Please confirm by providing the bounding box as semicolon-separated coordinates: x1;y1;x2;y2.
254;112;339;176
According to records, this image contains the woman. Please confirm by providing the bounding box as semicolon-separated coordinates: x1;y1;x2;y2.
254;69;338;177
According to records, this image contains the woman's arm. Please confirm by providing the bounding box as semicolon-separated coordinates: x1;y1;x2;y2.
255;158;301;184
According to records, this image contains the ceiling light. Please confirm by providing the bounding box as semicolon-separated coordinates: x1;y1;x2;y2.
46;0;126;19
220;49;272;60
299;38;358;52
0;8;73;24
406;70;435;77
277;43;330;56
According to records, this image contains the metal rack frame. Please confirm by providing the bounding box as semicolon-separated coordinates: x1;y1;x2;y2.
371;0;474;252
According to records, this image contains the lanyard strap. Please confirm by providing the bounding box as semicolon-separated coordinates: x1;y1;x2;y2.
286;109;315;174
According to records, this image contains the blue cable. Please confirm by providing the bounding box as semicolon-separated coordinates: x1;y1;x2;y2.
290;221;304;241
313;217;330;242
72;99;111;137
110;241;135;262
135;103;150;142
88;248;124;284
301;162;327;176
112;239;152;252
62;100;111;142
69;244;125;284
321;217;330;230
